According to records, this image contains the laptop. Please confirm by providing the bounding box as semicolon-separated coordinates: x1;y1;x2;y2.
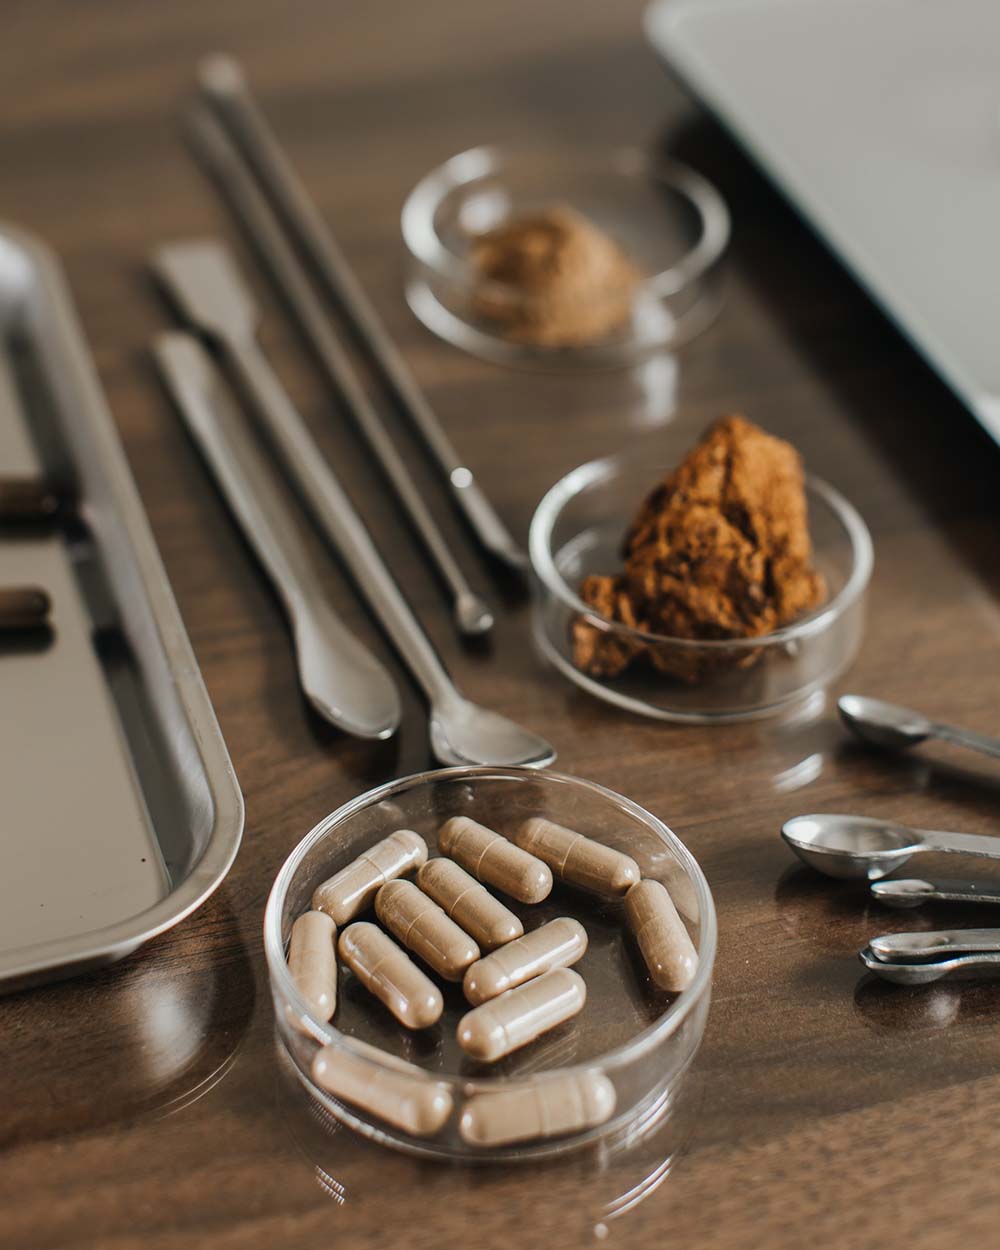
646;0;1000;445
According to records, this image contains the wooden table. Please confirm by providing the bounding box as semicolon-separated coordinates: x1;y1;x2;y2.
3;3;1000;1247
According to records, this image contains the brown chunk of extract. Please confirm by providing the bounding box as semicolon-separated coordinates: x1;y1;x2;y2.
572;416;826;683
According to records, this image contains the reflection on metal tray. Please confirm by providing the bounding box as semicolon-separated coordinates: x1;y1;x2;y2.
0;224;243;992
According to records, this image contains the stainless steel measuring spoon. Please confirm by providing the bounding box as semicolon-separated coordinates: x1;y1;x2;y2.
869;929;1000;963
781;813;1000;881
870;878;1000;909
839;694;1000;761
859;945;1000;985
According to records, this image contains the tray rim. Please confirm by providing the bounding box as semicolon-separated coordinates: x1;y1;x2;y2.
0;222;244;991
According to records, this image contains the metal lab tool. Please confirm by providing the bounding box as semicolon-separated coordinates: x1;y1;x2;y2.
781;813;1000;882
871;878;1000;909
196;52;529;571
0;224;243;992
154;331;400;740
858;946;1000;986
185;106;492;639
839;694;1000;762
151;240;554;768
869;929;1000;963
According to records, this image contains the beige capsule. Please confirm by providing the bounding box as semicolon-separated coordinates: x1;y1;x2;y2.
463;917;587;1005
459;1069;616;1147
287;909;338;1021
312;830;428;925
375;879;480;981
416;858;523;951
457;967;586;1062
515;816;640;898
312;1041;453;1136
438;816;552;904
339;922;443;1029
625;879;698;992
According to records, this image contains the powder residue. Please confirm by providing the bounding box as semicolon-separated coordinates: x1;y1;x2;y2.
468;204;641;347
572;415;826;682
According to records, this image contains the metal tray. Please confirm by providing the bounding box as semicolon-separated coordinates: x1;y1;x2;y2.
0;224;244;992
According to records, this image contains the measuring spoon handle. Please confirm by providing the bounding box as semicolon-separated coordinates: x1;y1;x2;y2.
920;829;1000;859
871;878;1000;907
933;722;1000;760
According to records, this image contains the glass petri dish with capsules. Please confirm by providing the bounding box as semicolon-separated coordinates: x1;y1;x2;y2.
401;145;729;371
264;766;716;1162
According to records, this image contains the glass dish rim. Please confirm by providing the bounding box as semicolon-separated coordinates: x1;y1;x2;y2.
400;143;731;302
263;764;717;1091
528;450;874;652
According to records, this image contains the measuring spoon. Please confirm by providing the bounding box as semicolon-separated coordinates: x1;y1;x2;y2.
781;813;1000;881
870;878;1000;909
839;694;1000;761
859;945;1000;986
870;929;1000;963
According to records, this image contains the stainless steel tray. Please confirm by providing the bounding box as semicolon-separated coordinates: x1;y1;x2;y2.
0;224;244;992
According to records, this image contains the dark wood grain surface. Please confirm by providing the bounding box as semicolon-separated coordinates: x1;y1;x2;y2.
3;3;1000;1247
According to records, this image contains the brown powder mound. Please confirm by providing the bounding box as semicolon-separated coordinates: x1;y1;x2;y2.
468;204;641;347
572;416;826;682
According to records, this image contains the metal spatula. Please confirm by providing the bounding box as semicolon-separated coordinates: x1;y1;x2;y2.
154;330;401;740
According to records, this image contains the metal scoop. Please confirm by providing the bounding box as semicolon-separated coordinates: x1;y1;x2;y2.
859;945;1000;985
870;878;1000;909
839;694;1000;761
781;813;1000;881
869;929;1000;963
154;332;401;741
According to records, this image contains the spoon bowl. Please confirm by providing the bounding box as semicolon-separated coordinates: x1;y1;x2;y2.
858;946;951;985
838;694;932;750
430;696;555;768
781;813;921;880
869;878;938;909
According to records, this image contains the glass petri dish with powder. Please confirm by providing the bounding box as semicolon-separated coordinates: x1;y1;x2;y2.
402;146;729;371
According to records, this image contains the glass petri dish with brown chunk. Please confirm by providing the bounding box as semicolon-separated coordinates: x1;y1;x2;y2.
530;418;873;722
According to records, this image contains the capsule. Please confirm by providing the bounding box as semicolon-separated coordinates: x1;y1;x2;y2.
625;879;698;992
339;922;443;1029
0;475;62;522
514;817;640;897
459;1070;616;1146
312;1041;453;1136
375;878;480;981
287;909;338;1021
457;967;586;1061
417;858;523;951
463;917;587;1005
0;586;51;630
438;816;552;904
312;830;428;925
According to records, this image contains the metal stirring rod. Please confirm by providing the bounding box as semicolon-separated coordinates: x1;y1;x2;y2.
185;106;493;639
196;53;529;572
